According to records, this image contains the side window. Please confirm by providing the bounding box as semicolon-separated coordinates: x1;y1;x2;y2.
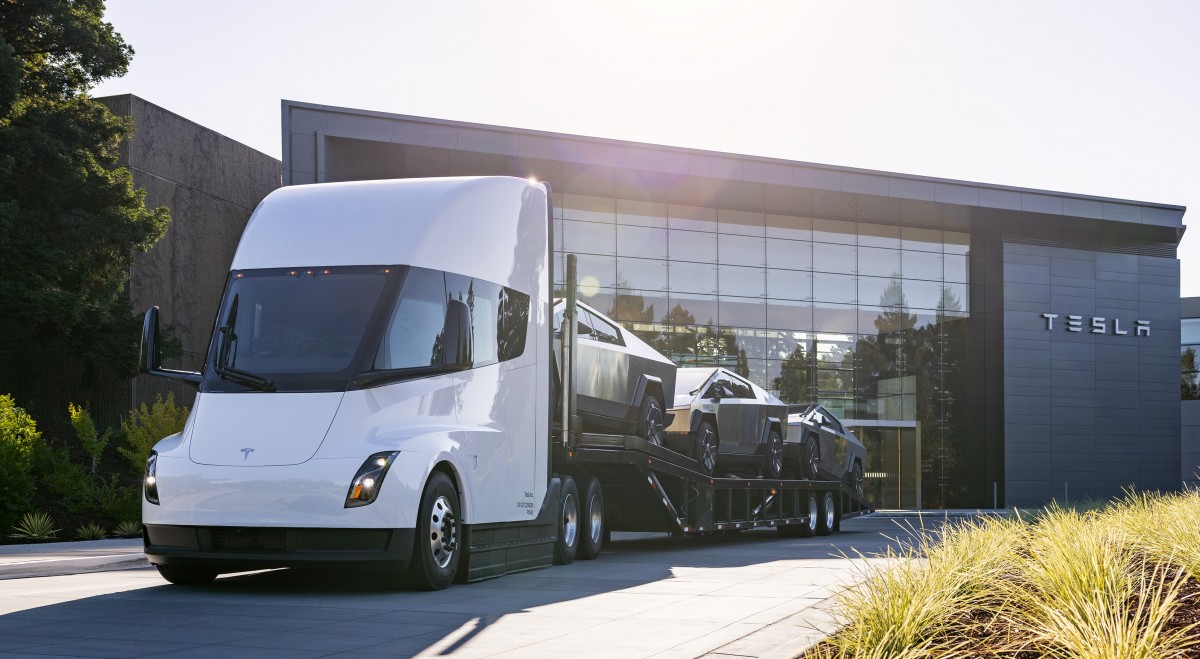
587;310;624;346
726;377;753;399
375;268;446;370
574;310;595;340
469;279;500;367
705;378;731;399
497;287;529;362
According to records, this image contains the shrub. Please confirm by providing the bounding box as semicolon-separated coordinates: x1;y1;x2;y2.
74;523;107;540
119;393;188;475
9;512;59;540
114;520;142;538
68;403;111;474
0;395;42;530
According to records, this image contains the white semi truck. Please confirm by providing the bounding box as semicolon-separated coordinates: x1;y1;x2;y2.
137;176;870;590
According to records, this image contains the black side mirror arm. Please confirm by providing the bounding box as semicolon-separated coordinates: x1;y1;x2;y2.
140;307;202;388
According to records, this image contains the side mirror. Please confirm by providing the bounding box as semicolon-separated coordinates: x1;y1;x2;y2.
442;299;473;369
140;307;202;387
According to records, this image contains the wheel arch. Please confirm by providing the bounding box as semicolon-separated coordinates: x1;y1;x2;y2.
631;374;665;408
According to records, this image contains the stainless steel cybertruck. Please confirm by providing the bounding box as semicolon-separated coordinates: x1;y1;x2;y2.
785;404;867;496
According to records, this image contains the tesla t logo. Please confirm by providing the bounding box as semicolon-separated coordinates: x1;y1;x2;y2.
1040;313;1149;336
240;448;255;461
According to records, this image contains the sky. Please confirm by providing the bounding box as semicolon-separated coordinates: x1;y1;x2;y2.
91;1;1200;296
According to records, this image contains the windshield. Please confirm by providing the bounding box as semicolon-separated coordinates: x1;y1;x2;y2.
674;368;717;401
204;267;393;391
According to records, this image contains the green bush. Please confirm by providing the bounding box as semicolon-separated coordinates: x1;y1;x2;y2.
9;512;59;540
40;448;139;525
68;403;111;474
0;395;42;530
119;393;188;475
74;523;107;540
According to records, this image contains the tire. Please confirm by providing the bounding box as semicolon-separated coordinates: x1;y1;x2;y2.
638;396;665;446
817;491;837;536
804;435;821;479
408;471;461;590
762;428;784;479
798;493;818;538
553;476;580;565
694;421;719;477
155;564;217;585
578;477;604;561
851;461;864;498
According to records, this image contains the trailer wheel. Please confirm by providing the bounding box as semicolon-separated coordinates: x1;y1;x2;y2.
817;491;837;536
799;493;819;538
763;429;784;479
408;471;461;590
694;421;718;476
578;477;604;560
155;564;217;586
553;476;580;565
639;396;665;446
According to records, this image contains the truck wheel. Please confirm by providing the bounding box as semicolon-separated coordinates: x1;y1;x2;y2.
639;396;665;446
554;476;580;565
817;491;837;536
799;493;818;538
694;421;718;476
578;477;604;560
852;461;864;498
408;471;461;590
804;435;821;479
763;429;784;479
155;564;217;585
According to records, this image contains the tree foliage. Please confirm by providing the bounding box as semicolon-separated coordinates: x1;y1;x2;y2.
0;394;43;530
0;0;169;378
119;393;188;475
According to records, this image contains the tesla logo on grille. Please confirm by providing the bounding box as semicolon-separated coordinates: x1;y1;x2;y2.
240;448;255;461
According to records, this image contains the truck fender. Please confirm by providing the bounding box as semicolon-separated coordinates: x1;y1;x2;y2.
419;450;473;525
631;375;665;408
757;417;783;453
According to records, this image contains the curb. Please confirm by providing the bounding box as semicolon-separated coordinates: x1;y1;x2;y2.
0;553;150;580
701;593;844;659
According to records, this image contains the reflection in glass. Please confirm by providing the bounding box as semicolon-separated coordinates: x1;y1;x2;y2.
858;247;902;278
858;276;901;308
813;302;857;333
858;223;900;249
813;218;857;244
616;257;668;291
666;293;718;327
905;279;948;310
718;296;766;328
718;234;765;266
943;231;970;255
617;199;667;227
813;243;857;274
668;204;717;232
767;238;813;271
562;194;615;223
900;226;942;252
902;250;943;281
668;261;718;295
563;220;615;256
718;209;765;236
722;327;767;360
719;264;766;298
812;273;856;304
766;268;811;301
669;229;718;263
617;225;668;259
574;254;616;289
767;300;812;331
944;253;969;283
765;213;812;241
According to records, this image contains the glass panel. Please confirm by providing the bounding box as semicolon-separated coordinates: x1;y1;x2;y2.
813;243;857;274
577;288;614;316
668;204;717;232
767;300;812;331
608;289;668;324
813;303;857;333
770;353;812;403
719;264;765;298
744;358;768;390
812;273;856;304
718;296;766;328
905;279;948;310
718;209;765;236
766;268;812;301
858;247;902;278
859;305;915;335
668;260;718;295
667;324;721;365
497;287;530;362
901;226;942;252
1184;318;1200;345
552;217;563;251
617;225;668;260
814;333;855;369
617;199;667;227
718;234;765;266
377;268;445;370
939;281;968;313
944;253;969;283
669;228;718;263
767;238;813;271
943;231;971;255
668;293;718;327
722;327;767;360
858;223;900;249
553;252;565;286
813;218;857;244
859;276;903;308
902;250;943;281
765;213;812;241
575;254;616;290
562;194;615;223
563;220;615;256
616;257;667;291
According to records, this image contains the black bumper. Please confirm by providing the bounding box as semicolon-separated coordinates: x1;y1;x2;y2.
144;525;414;573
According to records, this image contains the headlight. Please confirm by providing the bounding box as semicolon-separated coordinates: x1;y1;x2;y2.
145;451;159;505
344;451;400;508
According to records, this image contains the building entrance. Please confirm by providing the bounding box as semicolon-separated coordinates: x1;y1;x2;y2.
847;423;921;510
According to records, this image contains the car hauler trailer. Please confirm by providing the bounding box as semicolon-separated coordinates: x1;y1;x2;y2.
137;176;871;590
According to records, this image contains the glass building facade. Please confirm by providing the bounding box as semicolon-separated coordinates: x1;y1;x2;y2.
552;194;971;508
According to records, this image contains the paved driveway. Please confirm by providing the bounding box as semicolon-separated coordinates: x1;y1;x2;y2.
0;516;938;658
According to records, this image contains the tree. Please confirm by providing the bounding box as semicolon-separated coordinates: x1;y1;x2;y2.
0;0;170;379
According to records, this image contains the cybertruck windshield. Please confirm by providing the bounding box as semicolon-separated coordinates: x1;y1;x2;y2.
203;266;395;392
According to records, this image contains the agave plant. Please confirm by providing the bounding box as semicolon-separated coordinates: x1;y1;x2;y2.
9;512;60;540
75;523;108;541
114;520;142;538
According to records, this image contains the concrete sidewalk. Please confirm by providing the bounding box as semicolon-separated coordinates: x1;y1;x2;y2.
0;537;147;579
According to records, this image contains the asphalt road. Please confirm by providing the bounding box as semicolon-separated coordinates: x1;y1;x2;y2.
0;516;942;658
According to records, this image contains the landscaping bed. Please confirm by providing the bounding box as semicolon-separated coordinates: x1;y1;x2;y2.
811;492;1200;657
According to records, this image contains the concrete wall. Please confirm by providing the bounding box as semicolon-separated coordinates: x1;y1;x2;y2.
1003;243;1181;505
99;95;281;410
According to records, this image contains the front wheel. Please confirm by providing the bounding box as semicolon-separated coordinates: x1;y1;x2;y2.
639;396;665;446
408;471;461;590
804;435;821;479
554;476;580;565
694;421;718;477
851;461;864;498
155;564;217;586
762;429;784;479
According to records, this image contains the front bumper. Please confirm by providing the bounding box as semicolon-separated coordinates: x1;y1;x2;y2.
144;525;415;572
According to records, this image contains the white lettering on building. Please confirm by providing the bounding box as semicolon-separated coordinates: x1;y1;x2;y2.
1039;313;1149;336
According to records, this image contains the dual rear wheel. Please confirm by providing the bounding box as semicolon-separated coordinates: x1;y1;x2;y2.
777;490;838;538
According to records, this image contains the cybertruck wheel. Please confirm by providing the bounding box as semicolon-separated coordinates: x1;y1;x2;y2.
852;461;864;498
408;471;461;590
155;564;217;586
554;476;580;565
762;429;784;479
639;396;665;446
804;435;821;479
578;477;604;561
694;421;718;477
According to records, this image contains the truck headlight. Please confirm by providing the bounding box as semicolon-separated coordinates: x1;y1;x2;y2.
344;451;400;508
145;451;160;505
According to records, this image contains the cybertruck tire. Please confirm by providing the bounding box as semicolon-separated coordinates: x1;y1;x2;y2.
408;471;461;590
639;396;665;446
155;564;217;586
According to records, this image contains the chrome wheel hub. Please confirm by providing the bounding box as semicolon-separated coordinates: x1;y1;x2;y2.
807;495;818;531
429;495;457;569
562;492;578;547
588;493;602;545
824;493;835;529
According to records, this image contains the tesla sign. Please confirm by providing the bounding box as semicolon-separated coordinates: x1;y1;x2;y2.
1040;313;1149;336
